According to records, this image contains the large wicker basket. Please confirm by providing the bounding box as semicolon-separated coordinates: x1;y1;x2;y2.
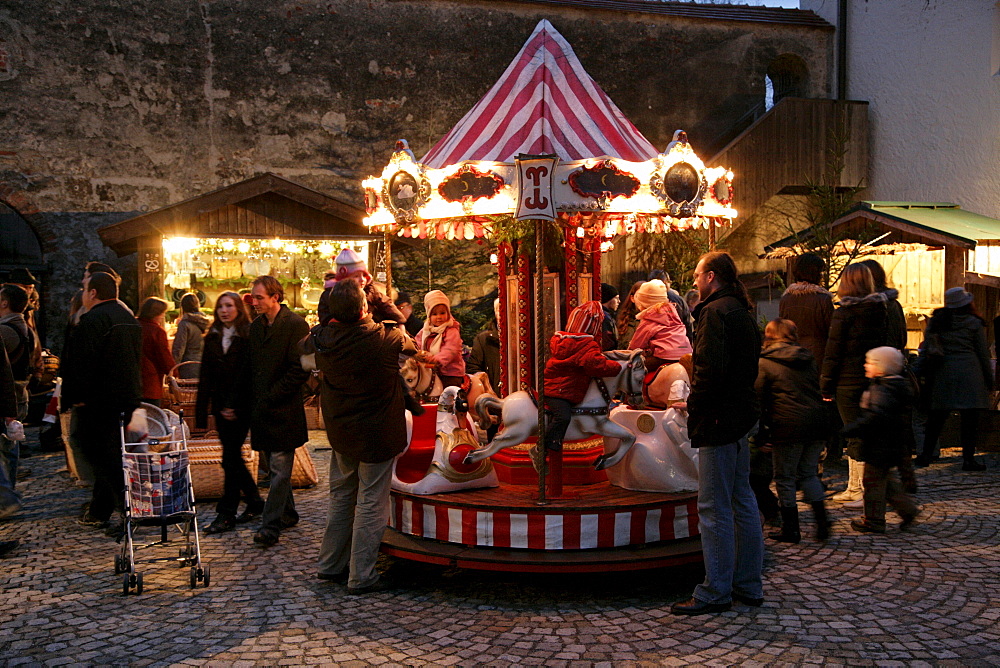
187;438;258;500
168;361;200;406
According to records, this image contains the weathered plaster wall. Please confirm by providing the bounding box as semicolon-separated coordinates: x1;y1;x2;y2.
804;0;1000;219
0;0;831;348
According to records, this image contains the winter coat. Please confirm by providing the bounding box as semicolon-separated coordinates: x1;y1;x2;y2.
416;323;466;378
62;299;142;413
195;326;249;430
138;318;174;401
240;306;310;452
314;317;416;463
318;282;406;327
820;293;888;398
688;284;762;448
841;374;913;468
667;289;694;342
544;332;621;404
755;342;827;445
0;345;16;420
882;288;908;351
172;312;210;375
467;320;501;390
920;311;992;410
601;307;619;352
629;301;693;364
0;312;33;383
778;282;834;368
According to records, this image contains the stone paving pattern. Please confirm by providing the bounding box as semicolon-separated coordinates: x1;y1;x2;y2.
2;429;999;666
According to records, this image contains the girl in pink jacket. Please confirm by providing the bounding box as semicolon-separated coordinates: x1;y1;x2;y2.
629;280;693;398
416;290;466;387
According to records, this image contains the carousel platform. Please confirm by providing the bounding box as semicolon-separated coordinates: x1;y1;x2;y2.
383;482;701;572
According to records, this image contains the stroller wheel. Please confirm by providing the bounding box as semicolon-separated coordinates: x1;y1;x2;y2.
190;567;198;589
201;563;211;588
122;573;131;596
114;555;122;574
135;572;143;595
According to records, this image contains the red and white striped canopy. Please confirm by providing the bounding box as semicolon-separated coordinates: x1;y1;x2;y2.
421;20;659;169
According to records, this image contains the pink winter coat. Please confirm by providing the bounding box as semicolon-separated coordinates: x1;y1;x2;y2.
629;302;693;362
415;323;466;377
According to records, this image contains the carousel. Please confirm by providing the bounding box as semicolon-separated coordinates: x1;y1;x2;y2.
362;20;737;572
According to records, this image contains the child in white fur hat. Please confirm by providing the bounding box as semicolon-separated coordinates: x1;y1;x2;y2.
841;346;919;533
318;248;405;326
415;290;465;387
629;279;693;405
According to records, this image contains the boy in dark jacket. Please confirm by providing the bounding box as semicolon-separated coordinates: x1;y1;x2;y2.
539;301;621;466
755;319;829;543
842;346;919;533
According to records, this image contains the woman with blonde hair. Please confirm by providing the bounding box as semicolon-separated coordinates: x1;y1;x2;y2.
821;263;889;505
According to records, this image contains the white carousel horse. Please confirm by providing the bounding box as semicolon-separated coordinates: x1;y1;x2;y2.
401;355;443;401
605;362;700;493
464;350;646;471
392;386;499;494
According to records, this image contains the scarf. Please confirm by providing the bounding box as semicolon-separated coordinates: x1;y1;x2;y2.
421;319;456;358
221;325;237;354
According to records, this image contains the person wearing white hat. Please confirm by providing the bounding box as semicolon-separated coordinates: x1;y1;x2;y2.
317;248;405;327
415;290;465;387
842;346;919;533
914;287;991;471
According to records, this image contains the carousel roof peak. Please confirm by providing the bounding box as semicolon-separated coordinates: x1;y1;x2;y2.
420;19;658;168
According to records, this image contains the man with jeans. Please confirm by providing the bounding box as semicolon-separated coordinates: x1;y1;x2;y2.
243;275;310;547
314;281;415;593
671;251;764;615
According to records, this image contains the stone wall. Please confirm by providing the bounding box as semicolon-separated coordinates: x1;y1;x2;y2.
0;0;831;349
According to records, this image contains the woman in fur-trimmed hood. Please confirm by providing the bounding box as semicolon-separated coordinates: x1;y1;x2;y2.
778;253;834;368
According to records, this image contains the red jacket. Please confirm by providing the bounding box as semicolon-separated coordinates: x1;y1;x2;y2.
544;332;621;404
139;318;175;400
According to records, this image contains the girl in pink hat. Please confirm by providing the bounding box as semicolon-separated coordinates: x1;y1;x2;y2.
416;290;465;387
628;279;693;407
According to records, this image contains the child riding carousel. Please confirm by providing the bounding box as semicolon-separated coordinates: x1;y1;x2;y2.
628;279;693;407
415;290;466;389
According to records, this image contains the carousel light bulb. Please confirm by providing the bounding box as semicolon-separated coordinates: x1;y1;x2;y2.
489;252;498;265
576;227;585;238
726;170;734;181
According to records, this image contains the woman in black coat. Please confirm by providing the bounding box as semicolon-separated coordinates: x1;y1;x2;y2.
195;292;263;533
914;288;991;470
821;263;888;504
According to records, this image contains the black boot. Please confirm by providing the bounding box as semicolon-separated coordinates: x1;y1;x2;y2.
768;506;800;543
811;501;830;541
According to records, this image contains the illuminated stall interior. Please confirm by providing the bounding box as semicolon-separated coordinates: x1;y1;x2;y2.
98;173;388;326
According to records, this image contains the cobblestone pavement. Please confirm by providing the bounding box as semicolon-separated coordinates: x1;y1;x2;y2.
2;429;999;666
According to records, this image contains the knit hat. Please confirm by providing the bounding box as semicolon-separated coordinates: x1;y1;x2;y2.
565;301;604;339
600;283;618;304
866;346;905;376
634;279;668;311
423;289;452;318
944;287;973;309
334;248;372;285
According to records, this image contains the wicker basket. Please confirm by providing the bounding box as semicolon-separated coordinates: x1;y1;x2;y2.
187;438;259;500
304;396;324;430
168;361;200;405
291;445;319;488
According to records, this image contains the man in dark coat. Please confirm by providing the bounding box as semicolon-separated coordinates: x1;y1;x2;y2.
0;344;22;525
243;276;310;547
672;252;763;616
314;280;416;594
61;272;142;532
467;298;501;391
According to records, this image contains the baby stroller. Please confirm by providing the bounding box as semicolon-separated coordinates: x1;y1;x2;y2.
116;406;208;595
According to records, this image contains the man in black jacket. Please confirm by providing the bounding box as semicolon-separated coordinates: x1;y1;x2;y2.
244;275;310;548
0;344;22;527
62;272;142;532
671;252;764;615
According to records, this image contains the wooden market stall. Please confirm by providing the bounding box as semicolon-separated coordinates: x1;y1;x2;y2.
97;173;388;320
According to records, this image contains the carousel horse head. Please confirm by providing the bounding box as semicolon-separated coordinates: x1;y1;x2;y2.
466;349;646;471
401;355;443;400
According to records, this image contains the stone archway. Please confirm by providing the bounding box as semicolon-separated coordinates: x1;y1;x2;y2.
0;184;58;255
766;53;810;104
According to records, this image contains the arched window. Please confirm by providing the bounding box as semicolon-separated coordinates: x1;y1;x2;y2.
766;54;809;106
0;200;43;267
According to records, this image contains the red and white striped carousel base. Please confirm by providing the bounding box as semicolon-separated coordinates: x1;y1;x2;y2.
382;482;702;572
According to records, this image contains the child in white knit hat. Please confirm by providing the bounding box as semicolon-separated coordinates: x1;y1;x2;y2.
415;290;465;388
841;346;919;533
318;248;404;326
629;279;693;405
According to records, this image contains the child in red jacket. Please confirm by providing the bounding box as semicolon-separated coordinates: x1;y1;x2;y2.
542;301;622;456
